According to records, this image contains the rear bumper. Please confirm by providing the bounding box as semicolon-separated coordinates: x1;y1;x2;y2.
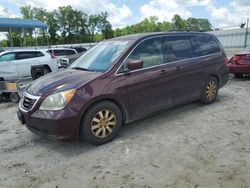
17;108;81;140
227;64;250;74
218;65;230;88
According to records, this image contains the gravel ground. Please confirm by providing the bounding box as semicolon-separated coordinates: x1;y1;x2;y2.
0;75;250;188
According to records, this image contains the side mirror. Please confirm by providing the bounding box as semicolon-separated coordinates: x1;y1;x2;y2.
128;60;143;70
58;58;70;68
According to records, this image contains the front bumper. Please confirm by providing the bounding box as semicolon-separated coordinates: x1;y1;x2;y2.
17;107;81;140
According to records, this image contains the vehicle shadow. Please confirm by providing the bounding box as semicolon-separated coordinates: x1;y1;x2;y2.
30;92;231;156
230;74;250;81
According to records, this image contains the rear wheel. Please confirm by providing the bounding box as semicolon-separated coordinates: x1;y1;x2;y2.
200;76;219;104
81;101;122;145
10;92;20;103
234;73;243;78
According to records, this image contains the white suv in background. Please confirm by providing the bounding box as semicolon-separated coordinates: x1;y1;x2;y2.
0;49;57;80
46;48;78;58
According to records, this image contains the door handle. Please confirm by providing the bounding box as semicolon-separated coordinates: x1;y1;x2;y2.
175;66;183;71
160;69;166;74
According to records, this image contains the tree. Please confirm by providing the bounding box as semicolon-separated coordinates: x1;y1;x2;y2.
240;23;246;28
20;5;33;19
172;14;187;30
20;5;34;41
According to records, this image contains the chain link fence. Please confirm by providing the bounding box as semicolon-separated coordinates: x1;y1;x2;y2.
209;27;250;58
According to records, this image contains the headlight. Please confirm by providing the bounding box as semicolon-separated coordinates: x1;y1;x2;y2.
39;89;76;111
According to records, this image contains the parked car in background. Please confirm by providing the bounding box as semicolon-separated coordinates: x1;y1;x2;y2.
58;52;84;69
18;32;229;145
70;47;87;53
46;48;78;58
0;49;57;80
227;47;250;78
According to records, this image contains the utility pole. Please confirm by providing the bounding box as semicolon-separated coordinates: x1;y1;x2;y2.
244;18;249;48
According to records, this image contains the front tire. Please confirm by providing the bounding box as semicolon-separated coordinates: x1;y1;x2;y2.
10;92;20;103
200;76;219;104
81;101;122;145
43;66;51;75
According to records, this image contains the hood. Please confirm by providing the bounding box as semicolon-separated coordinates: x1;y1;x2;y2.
26;69;102;96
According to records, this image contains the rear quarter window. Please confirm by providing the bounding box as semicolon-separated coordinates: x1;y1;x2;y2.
191;35;221;56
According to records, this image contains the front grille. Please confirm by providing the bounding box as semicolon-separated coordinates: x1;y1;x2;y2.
21;93;40;111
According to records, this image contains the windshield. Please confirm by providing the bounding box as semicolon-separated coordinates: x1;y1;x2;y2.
70;40;131;72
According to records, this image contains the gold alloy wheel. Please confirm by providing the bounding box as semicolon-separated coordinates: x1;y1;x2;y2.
91;109;117;138
206;81;217;100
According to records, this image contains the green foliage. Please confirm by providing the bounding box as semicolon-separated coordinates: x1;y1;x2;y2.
239;23;246;28
1;5;213;47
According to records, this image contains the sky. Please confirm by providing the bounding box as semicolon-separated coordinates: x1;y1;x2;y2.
0;0;250;29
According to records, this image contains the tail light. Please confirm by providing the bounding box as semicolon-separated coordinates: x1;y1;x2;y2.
51;51;56;59
232;56;241;64
224;57;229;65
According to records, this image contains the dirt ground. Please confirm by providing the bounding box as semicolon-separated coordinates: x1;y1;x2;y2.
0;75;250;188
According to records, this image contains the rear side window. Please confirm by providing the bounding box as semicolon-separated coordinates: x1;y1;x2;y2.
191;35;221;56
51;50;76;56
66;50;76;55
163;36;194;63
0;53;15;62
16;51;39;60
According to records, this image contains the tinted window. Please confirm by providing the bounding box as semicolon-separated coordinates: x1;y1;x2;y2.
66;50;76;55
16;51;39;60
164;36;194;63
191;35;220;56
53;50;66;56
125;37;164;69
0;53;16;62
35;51;44;57
51;49;76;56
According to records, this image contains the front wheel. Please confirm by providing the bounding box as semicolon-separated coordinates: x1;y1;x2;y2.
10;92;20;103
81;101;122;145
200;76;219;104
43;66;51;75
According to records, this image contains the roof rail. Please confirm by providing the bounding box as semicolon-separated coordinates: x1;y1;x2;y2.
167;29;207;32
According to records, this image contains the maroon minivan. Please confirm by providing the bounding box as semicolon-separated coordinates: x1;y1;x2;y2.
17;32;229;145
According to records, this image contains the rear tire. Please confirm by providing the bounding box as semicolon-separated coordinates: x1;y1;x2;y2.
234;73;243;78
81;101;122;145
10;92;20;103
200;76;219;104
0;94;3;103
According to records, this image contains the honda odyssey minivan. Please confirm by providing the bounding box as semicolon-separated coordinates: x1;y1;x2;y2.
17;32;229;145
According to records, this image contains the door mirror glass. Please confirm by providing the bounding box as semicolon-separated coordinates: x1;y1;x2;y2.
58;58;70;68
128;60;143;70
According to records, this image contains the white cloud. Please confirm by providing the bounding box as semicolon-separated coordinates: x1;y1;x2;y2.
140;0;192;22
207;1;250;28
0;5;18;18
234;0;250;6
175;0;213;6
2;0;133;28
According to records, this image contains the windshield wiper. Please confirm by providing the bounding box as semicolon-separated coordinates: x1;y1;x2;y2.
71;67;91;71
